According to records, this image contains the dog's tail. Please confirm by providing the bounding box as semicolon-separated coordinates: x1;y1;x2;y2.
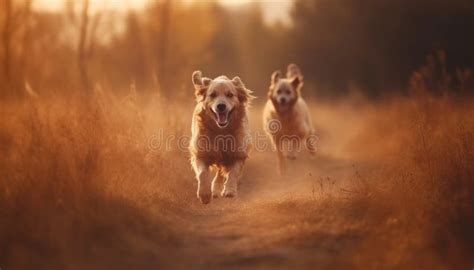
286;63;303;81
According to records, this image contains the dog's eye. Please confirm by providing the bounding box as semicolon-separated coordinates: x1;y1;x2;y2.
227;93;234;98
210;92;217;98
277;89;282;94
285;90;291;94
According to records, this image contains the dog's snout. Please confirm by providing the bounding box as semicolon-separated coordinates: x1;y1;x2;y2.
279;98;287;104
216;103;227;112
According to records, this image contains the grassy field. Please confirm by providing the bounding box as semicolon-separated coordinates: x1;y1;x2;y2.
0;87;473;269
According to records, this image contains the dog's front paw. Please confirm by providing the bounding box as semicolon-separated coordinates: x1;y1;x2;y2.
197;188;212;204
221;189;237;198
197;179;212;204
198;192;212;204
212;182;224;198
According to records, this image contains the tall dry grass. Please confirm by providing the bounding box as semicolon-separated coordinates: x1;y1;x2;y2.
0;83;472;269
342;93;474;268
0;87;195;269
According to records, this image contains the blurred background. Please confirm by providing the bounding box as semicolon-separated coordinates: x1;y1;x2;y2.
1;0;473;99
1;1;474;269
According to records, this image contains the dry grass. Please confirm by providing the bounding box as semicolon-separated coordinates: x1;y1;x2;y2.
0;86;473;269
333;93;474;268
0;89;194;269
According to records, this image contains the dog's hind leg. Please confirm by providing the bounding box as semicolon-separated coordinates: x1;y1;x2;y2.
212;170;225;198
222;161;243;198
192;159;212;204
273;137;286;175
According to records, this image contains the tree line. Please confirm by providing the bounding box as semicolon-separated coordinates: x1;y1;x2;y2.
1;0;473;99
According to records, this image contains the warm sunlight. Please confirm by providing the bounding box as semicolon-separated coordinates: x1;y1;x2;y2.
1;0;473;269
34;0;149;12
33;0;292;24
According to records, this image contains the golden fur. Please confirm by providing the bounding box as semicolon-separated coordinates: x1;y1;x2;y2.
263;64;316;174
190;71;254;204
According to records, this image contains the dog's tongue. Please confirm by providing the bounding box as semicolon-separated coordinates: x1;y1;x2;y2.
217;112;228;125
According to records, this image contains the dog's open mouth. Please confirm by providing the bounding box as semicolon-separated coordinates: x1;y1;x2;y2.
278;101;289;111
213;110;232;128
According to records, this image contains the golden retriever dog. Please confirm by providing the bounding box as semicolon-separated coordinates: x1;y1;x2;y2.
263;64;317;174
190;71;254;204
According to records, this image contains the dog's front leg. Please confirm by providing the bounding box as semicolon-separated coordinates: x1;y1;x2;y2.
193;159;212;204
212;172;225;198
222;161;243;198
268;134;286;175
287;139;300;160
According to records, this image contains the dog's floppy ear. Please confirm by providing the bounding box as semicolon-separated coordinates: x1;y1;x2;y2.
232;76;255;104
271;70;282;85
192;70;211;101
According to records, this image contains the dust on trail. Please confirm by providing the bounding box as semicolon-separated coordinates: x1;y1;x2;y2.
169;153;363;270
157;104;372;270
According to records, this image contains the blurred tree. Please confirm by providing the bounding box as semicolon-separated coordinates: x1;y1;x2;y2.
98;11;147;91
1;0;472;99
290;0;474;97
1;0;12;84
143;1;219;97
157;0;170;92
202;4;241;78
235;4;270;92
18;0;33;81
1;0;34;97
77;0;90;90
63;0;102;91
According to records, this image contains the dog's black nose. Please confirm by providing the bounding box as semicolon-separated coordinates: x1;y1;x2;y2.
217;103;227;112
280;98;287;104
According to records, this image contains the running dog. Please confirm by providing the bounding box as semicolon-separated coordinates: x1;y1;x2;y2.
190;71;254;204
263;64;317;174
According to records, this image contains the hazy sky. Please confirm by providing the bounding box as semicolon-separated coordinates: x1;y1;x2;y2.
33;0;293;25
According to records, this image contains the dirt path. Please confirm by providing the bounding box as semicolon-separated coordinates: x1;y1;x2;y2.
166;149;366;270
139;104;379;269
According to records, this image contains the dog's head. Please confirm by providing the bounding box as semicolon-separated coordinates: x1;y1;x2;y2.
268;64;303;112
192;71;254;129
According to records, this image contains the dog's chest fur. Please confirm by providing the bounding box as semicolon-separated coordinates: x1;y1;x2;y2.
271;105;308;138
190;105;250;166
